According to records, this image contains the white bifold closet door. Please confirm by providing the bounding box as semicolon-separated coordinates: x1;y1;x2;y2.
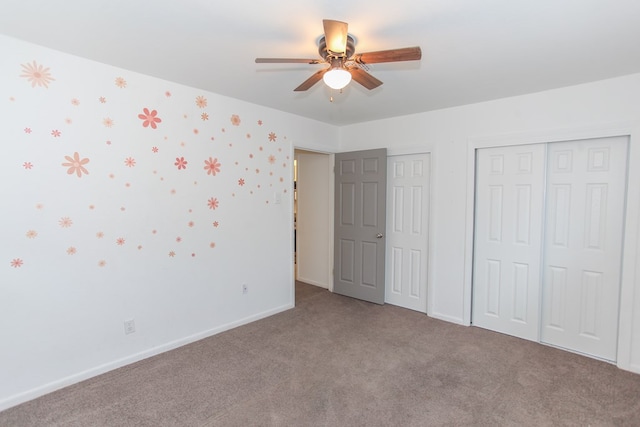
541;137;627;361
473;136;628;361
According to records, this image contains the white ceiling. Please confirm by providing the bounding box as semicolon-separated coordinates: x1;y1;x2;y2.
2;0;640;126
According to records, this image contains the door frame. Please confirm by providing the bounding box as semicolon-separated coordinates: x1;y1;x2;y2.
462;120;640;372
293;148;335;292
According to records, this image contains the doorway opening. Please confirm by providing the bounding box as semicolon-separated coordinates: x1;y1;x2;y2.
293;149;333;290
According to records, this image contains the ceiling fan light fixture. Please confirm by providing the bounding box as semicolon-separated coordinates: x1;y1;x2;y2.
323;68;352;90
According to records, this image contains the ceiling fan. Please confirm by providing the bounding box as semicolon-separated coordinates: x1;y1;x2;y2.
255;19;422;92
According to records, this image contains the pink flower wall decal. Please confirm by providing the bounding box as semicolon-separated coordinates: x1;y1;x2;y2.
20;61;55;88
204;157;221;176
51;130;61;137
59;217;73;228
138;108;162;129
195;96;207;108
207;197;219;210
230;114;241;126
116;237;125;246
115;77;127;88
175;157;188;170
124;157;136;167
62;152;90;177
23;162;33;169
268;132;277;142
11;258;24;268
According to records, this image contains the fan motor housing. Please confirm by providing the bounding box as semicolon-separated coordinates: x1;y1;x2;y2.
318;35;356;60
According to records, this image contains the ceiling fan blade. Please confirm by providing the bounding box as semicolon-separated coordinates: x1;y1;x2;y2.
255;58;322;64
348;66;383;90
294;68;328;91
353;46;422;64
323;19;348;54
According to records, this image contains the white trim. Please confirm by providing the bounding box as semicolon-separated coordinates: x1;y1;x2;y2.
292;147;335;294
387;145;434;157
430;311;465;325
328;153;335;292
289;143;297;306
463;120;640;373
296;276;329;289
616;125;640;373
0;303;294;412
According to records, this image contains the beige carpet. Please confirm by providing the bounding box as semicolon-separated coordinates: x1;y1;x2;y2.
2;281;640;426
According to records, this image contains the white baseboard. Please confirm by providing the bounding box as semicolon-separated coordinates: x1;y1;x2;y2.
430;311;465;325
0;303;294;412
295;276;328;289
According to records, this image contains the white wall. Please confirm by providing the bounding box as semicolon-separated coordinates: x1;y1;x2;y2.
0;35;339;410
339;73;640;373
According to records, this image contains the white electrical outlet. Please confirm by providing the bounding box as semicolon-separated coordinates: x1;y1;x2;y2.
124;319;136;335
242;283;248;294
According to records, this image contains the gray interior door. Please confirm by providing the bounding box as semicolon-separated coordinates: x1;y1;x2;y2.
334;148;387;304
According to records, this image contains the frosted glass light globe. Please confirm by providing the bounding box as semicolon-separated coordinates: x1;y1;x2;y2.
323;68;352;90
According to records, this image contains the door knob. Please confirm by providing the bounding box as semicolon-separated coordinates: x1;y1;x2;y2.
376;233;384;239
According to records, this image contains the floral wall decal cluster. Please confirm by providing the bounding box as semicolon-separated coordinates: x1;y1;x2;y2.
0;36;346;405
5;53;290;272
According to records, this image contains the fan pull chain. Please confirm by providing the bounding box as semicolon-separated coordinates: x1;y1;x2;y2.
329;88;344;103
